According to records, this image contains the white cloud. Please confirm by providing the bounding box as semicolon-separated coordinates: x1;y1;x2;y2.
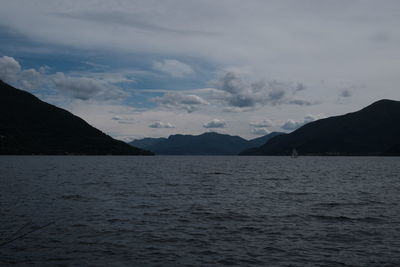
152;92;208;112
149;121;175;128
281;114;325;131
203;119;226;128
251;127;270;135
0;56;21;83
0;56;45;90
52;72;128;101
19;68;43;89
153;59;194;78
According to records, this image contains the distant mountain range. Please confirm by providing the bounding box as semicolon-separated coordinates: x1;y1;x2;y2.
129;132;283;155
130;137;167;149
0;80;152;155
241;99;400;156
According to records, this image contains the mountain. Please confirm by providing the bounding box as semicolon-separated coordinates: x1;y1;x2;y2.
0;80;152;155
131;132;284;155
241;99;400;156
129;137;167;149
247;132;286;148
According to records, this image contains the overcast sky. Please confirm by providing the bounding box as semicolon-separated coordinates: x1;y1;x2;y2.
1;0;399;140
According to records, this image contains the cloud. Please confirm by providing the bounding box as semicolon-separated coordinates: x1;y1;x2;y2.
250;119;273;128
149;121;175;128
281;114;325;131
152;92;208;112
0;56;21;83
203;119;226;128
111;116;136;124
211;72;259;108
281;120;301;131
4;2;400;140
370;32;390;44
0;56;45;90
52;11;216;36
293;83;306;94
288;99;314;106
18;68;43;89
52;72;128;101
340;89;352;97
0;56;130;99
251;127;270;135
153;59;194;78
211;72;313;109
2;1;400;99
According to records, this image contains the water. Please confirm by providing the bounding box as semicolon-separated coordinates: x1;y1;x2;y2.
1;156;400;266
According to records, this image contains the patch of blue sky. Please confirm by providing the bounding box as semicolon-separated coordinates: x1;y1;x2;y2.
124;92;159;109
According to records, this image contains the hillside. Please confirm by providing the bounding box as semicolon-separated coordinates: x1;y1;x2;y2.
247;132;286;148
0;80;152;155
130;137;167;149
241;99;400;156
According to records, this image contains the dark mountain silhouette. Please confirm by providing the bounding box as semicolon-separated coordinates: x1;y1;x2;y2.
0;80;152;155
241;99;400;156
130;131;284;155
130;137;167;149
247;132;286;148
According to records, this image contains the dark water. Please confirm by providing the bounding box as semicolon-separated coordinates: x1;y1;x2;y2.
1;156;400;266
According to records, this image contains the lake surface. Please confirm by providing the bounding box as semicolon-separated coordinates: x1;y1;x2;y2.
1;156;400;266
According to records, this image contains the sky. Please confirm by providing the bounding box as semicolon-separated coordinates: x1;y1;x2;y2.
1;0;399;141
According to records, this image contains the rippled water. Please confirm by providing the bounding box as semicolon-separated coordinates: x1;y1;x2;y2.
1;156;400;266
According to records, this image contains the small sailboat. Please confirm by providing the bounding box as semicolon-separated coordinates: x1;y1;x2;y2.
291;148;298;158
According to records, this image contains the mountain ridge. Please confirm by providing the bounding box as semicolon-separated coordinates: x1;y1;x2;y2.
0;80;152;155
130;131;284;155
240;99;400;156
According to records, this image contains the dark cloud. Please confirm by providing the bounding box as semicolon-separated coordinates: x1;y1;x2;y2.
288;99;314;106
268;89;286;102
152;92;208;112
52;72;127;101
293;83;306;94
203;119;226;128
212;72;313;109
340;89;352;98
111;116;136;124
250;119;272;128
149;121;175;128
